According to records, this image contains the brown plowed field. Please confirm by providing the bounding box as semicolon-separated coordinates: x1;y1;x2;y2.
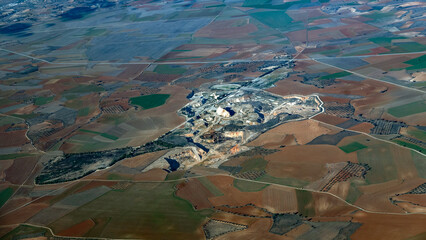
176;179;214;210
207;176;264;207
265;145;357;182
351;212;426;240
58;219;95;237
262;185;297;213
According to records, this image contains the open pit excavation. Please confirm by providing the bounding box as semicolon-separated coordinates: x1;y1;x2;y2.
145;87;323;170
35;64;323;184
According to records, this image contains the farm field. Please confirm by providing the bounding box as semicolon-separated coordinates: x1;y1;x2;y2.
0;0;425;239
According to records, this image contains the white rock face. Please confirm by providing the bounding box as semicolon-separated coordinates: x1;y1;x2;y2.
216;106;231;118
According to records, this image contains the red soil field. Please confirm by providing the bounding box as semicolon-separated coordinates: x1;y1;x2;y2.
176;179;214;210
207;176;264;207
348;122;375;134
265;145;357;182
5;157;38;184
58;219;96;237
117;64;148;80
0;130;29;148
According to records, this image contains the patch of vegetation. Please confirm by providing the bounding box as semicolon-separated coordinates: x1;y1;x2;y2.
0;153;33;160
107;174;132;181
154;65;187;74
34;96;54;106
412;151;426;178
0;116;24;126
251;11;294;30
388;100;426;117
357;145;398;184
60;7;96;20
48;182;212;239
319;71;351;80
345;181;364;204
316;48;341;56
77;107;90;117
130;94;170;110
404;55;426;70
369;37;405;46
233;179;269;192
0;23;31;34
406;232;426;240
79;129;119;141
11;113;39;120
165;170;185;181
0;187;13;208
392;139;426;153
364;12;394;22
256;174;308;188
295;189;315;217
339;142;368;153
243;0;310;10
0;224;50;240
240;157;267;173
407;128;426;142
198;177;223;196
36;148;133;184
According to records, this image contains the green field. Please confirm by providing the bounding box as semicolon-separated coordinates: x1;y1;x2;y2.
345;181;364;204
320;71;351;80
404;55;426;70
165;170;185;181
107;173;132;181
77;107;90;117
0;153;33;160
388;100;426;117
154;65;187;74
407;128;426;142
79;129;119;141
0;187;13;208
369;37;405;46
48;182;212;239
295;189;315;217
339;142;368;153
233;179;269;192
0;116;24;126
357;145;398;184
130;94;170;110
240;157;267;173
250;11;294;30
392;139;426;153
198;177;223;196
256;174;308;188
34;96;54;106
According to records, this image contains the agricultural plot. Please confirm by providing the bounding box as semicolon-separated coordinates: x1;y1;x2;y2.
233;179;269;192
356;145;398;184
388;100;426;118
130;94;170;110
49;182;212;239
339;142;368;153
